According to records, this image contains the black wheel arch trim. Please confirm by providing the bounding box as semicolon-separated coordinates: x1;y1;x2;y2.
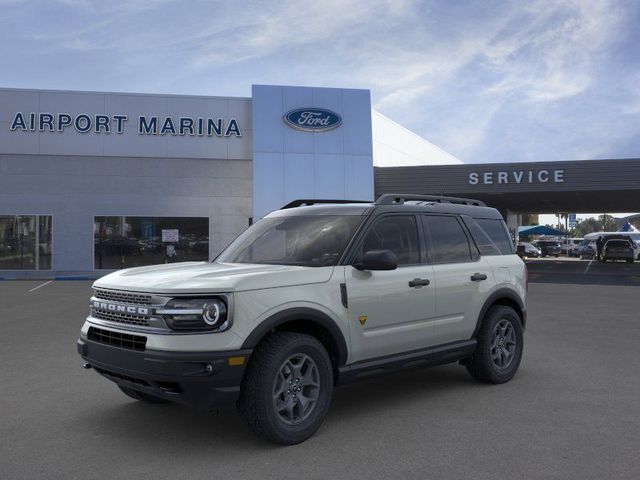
472;288;526;338
241;307;349;367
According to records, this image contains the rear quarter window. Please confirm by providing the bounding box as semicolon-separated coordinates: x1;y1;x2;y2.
465;217;514;255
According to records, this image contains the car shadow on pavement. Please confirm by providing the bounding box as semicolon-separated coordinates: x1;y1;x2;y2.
74;364;482;450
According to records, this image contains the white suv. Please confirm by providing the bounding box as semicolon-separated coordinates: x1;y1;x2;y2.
78;194;527;444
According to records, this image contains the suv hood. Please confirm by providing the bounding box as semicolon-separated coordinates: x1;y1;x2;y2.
94;262;335;294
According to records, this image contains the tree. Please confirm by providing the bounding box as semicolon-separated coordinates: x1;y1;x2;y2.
574;217;601;236
598;214;618;232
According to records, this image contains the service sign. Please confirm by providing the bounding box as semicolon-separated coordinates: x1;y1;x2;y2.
468;169;565;185
283;108;342;132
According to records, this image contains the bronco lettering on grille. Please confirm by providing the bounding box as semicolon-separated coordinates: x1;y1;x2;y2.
91;300;149;316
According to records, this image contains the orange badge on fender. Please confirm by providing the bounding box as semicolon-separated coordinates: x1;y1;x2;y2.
358;315;367;326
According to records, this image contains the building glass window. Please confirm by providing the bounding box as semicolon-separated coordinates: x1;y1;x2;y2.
0;215;53;270
38;216;53;270
94;216;209;269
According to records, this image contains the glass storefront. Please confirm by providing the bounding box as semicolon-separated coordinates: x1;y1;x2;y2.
0;215;53;270
94;216;210;269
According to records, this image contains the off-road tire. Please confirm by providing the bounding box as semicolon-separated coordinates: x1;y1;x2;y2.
238;332;333;445
466;305;523;384
118;385;170;404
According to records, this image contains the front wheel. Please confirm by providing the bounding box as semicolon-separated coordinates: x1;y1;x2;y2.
238;332;334;445
466;305;523;384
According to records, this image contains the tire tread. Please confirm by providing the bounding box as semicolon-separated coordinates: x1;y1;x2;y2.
467;305;523;384
238;331;332;445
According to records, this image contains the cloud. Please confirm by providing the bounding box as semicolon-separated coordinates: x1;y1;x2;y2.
0;0;638;163
189;0;411;68
482;0;624;102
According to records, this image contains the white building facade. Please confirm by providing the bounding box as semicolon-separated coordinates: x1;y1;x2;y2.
0;84;461;278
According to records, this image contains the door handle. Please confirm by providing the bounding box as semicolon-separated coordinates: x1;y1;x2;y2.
470;273;488;282
408;278;430;288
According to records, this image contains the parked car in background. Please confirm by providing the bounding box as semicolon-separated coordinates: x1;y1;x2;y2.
581;232;640;260
578;240;597;260
533;240;561;257
518;242;541;258
602;239;635;263
563;238;583;257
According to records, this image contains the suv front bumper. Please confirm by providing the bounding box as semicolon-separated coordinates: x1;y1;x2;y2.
77;338;252;410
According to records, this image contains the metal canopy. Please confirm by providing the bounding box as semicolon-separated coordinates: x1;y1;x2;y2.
518;225;566;236
375;158;640;214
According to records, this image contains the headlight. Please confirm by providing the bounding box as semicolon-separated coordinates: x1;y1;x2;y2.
157;297;229;332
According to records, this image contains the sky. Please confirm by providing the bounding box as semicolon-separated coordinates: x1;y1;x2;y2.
1;0;639;166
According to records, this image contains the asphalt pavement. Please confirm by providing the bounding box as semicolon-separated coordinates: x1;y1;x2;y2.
1;262;639;480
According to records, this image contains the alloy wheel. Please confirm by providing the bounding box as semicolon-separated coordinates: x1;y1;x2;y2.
272;353;321;425
490;319;517;370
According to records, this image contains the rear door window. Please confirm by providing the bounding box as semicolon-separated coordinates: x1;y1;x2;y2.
423;215;473;264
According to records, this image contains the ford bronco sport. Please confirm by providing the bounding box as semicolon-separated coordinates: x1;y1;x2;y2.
77;194;527;444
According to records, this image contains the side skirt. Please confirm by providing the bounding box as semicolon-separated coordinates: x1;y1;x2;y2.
336;339;477;385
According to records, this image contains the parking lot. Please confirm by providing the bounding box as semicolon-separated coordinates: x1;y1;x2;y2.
2;260;640;480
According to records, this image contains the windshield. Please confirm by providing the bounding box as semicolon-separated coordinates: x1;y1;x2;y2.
216;215;364;267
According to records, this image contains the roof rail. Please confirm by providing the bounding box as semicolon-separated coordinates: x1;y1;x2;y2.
281;199;373;209
375;193;486;207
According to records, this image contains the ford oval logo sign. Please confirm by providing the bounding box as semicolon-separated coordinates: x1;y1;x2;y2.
283;108;342;132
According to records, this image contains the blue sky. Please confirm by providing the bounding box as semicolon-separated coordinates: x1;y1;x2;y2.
1;0;639;165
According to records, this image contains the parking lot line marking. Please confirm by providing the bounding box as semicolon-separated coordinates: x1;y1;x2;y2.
29;280;53;292
584;260;593;275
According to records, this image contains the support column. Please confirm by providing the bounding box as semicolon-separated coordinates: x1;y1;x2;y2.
504;209;521;244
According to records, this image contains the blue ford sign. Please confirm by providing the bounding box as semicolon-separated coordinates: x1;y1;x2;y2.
283;108;342;132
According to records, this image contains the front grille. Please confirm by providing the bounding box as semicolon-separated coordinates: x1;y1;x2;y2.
88;327;147;351
94;289;152;305
92;310;151;326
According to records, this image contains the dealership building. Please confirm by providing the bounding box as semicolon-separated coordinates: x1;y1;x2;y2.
2;84;639;279
0;84;463;278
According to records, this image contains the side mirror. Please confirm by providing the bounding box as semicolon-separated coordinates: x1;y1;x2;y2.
354;249;398;271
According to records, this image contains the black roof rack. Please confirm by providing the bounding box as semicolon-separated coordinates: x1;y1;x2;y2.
375;193;486;207
281;199;373;209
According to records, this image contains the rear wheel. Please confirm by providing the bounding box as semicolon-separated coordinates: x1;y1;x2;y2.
238;332;334;445
118;385;170;404
467;305;523;384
